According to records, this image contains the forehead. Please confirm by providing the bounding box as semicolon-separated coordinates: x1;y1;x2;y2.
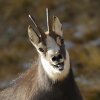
46;35;60;51
49;31;61;40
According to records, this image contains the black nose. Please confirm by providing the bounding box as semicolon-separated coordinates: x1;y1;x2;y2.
52;54;63;62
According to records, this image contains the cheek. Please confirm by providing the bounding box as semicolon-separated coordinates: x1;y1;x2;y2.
45;52;51;61
45;51;55;65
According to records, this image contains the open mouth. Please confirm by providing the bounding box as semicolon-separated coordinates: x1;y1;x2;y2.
52;62;64;71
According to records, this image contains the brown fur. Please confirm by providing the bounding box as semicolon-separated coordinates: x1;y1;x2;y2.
0;61;83;100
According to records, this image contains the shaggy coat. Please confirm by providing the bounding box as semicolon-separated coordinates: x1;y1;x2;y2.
0;63;83;100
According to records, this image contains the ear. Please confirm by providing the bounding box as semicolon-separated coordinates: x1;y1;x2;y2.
28;25;40;46
52;16;63;37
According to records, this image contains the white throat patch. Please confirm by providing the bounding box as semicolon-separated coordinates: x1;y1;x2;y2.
40;50;70;81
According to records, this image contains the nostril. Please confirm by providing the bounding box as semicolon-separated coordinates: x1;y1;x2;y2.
52;54;63;62
58;54;62;59
52;56;57;61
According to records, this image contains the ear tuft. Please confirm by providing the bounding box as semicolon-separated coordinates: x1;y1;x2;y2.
52;16;63;36
28;25;39;45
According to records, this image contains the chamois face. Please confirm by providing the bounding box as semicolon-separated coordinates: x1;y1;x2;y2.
28;16;70;81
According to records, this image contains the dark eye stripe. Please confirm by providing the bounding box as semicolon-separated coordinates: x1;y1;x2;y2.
56;37;63;46
61;39;64;44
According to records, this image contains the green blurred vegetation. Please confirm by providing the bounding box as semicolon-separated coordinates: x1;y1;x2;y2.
0;0;100;100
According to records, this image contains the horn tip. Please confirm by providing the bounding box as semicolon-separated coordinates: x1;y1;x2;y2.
28;25;32;30
28;25;31;28
28;14;30;16
29;14;31;18
46;8;48;11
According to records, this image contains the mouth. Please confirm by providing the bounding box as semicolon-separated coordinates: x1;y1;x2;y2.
52;62;64;71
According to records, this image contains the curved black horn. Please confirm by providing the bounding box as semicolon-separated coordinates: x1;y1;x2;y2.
46;8;52;33
29;14;46;39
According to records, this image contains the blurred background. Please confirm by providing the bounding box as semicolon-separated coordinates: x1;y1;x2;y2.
0;0;100;100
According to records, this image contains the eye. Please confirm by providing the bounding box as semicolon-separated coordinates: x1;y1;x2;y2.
38;48;44;52
57;37;64;46
61;39;64;44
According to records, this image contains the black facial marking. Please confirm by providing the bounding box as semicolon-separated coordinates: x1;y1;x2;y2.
59;43;66;59
39;48;45;52
56;37;61;46
39;36;47;46
61;38;64;44
38;41;47;55
49;31;66;59
49;31;60;40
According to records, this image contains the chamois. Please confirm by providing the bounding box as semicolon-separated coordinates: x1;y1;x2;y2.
0;9;83;100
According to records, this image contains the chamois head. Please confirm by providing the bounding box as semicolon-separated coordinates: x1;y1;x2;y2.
28;9;70;82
